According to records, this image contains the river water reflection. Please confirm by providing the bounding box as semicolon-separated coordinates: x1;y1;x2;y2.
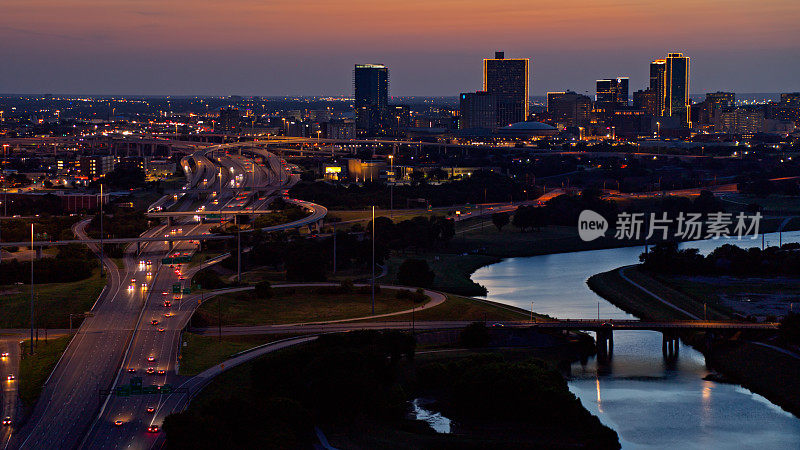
472;231;800;449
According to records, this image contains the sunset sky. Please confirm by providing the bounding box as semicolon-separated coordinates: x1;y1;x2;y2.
2;0;799;96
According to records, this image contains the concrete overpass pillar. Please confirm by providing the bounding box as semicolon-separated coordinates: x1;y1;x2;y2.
168;240;174;252
36;247;43;259
137;241;141;256
662;333;679;361
596;328;613;362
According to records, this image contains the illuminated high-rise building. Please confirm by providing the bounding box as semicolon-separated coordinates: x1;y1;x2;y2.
483;51;530;126
648;53;691;125
596;77;629;109
354;64;389;135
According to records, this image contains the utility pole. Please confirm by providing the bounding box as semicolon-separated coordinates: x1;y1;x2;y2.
30;223;34;354
237;227;241;284
99;184;104;276
531;301;534;323
332;223;337;274
371;205;375;315
218;295;222;342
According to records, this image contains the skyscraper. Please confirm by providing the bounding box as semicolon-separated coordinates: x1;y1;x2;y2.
354;64;389;135
596;77;629;109
483;51;530;126
459;91;497;130
665;53;691;126
648;53;691;125
547;91;592;127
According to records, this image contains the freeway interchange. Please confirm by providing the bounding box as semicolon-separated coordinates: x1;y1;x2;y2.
7;145;325;449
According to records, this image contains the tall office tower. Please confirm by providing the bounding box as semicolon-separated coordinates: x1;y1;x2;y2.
547;91;592;127
354;64;389;135
649;53;691;125
459;91;497;129
217;107;241;133
649;59;667;116
596;77;629;109
483;51;530;126
665;53;691;126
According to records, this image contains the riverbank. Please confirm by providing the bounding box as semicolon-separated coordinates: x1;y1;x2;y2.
587;265;800;417
389;216;800;297
164;330;620;449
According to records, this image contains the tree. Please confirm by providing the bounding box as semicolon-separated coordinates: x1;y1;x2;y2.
491;212;510;231
397;258;435;288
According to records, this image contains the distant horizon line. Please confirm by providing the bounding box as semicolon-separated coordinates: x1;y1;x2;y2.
0;92;794;100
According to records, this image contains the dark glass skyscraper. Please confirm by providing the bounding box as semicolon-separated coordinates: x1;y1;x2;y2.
648;53;690;125
483;51;529;127
354;64;389;135
596;77;629;109
665;53;691;126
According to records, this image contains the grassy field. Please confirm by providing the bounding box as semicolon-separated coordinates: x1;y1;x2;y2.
356;294;541;323
327;208;448;224
194;286;430;326
179;333;291;376
587;266;732;321
18;335;72;407
385;252;499;296
0;269;106;328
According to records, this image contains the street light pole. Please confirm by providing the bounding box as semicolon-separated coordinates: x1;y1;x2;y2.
237;227;241;284
371;205;375;315
30;223;34;354
99;183;104;276
332;223;337;274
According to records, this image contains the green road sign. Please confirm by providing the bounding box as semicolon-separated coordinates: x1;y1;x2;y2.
182;288;191;295
172;283;181;293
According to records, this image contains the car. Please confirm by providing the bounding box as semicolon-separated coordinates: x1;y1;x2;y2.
157;369;166;375
146;367;155;374
131;278;136;283
491;323;504;328
1;352;8;358
146;406;155;413
179;276;185;280
163;300;171;307
141;283;148;289
2;417;11;426
162;291;169;297
114;420;123;426
128;285;134;291
146;260;152;265
127;368;136;373
7;374;14;380
147;425;159;433
146;272;152;277
164;313;173;318
147;356;156;362
151;319;159;326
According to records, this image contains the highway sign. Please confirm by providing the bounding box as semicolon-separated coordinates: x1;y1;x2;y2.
172;283;181;293
182;288;191;294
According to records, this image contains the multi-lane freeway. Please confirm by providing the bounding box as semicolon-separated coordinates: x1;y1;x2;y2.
7;146;320;449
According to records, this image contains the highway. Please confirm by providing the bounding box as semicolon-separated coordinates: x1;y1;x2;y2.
11;220;169;449
1;336;21;449
81;222;212;449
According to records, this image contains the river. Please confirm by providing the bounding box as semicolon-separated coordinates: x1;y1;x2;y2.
471;231;800;449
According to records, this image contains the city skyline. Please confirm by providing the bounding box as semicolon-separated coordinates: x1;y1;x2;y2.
2;0;800;96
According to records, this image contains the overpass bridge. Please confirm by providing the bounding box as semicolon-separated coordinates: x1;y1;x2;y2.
530;319;778;360
0;233;234;257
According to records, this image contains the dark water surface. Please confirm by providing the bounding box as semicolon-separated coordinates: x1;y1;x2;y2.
472;231;800;449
